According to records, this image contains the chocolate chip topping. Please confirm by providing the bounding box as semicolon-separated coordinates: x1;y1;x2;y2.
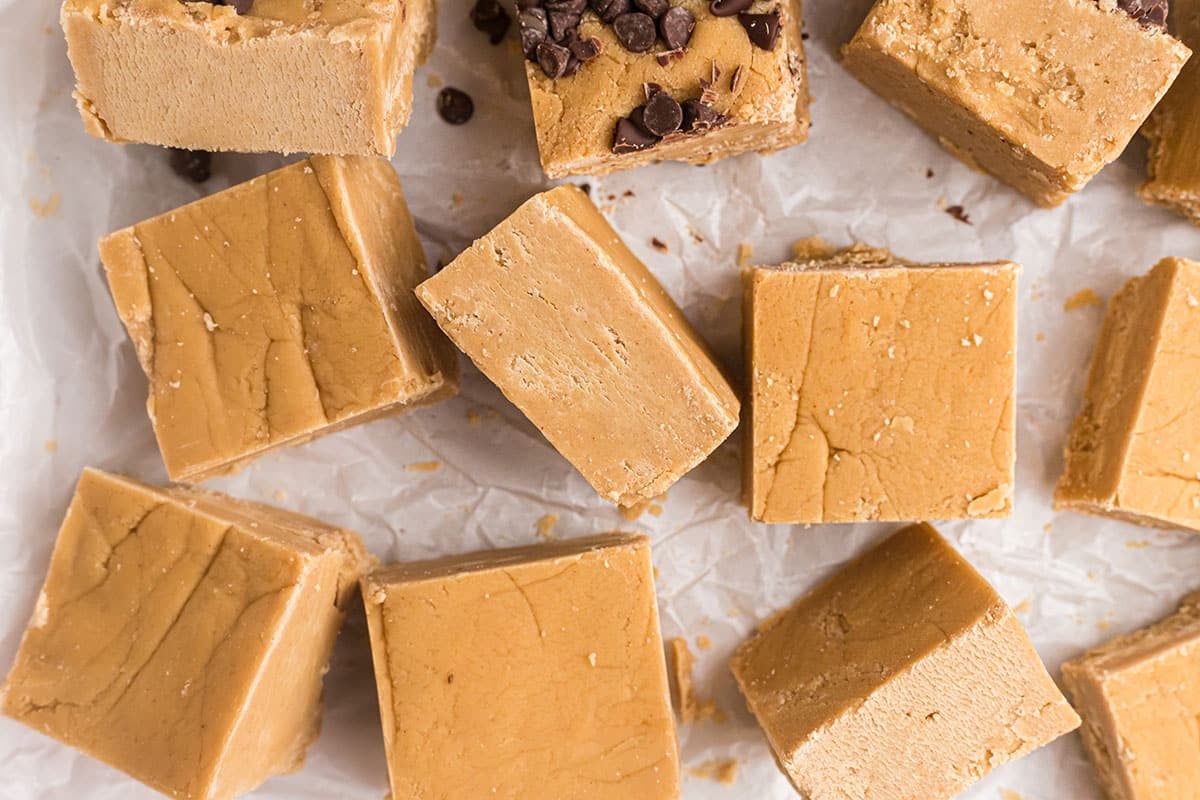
436;87;475;124
659;6;695;49
536;40;573;77
681;98;727;132
591;0;630;22
568;33;603;61
633;0;668;17
168;149;212;183
738;9;780;50
613;117;660;153
519;8;549;57
470;0;512;44
611;87;728;155
729;64;745;93
613;11;658;52
547;8;581;40
1118;0;1169;30
205;0;253;14
709;0;753;17
641;92;683;136
545;0;587;13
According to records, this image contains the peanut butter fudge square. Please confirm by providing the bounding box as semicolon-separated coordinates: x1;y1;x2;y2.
61;0;435;156
1142;0;1200;224
2;467;372;800
100;156;458;483
842;0;1191;207
744;245;1017;524
731;523;1080;800
518;0;810;178
1063;593;1200;800
1056;258;1200;531
416;185;739;506
362;533;680;800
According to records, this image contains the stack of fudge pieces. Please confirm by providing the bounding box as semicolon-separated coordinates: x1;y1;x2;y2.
4;0;1200;798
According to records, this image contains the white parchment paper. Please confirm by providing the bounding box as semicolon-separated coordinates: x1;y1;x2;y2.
3;0;1200;797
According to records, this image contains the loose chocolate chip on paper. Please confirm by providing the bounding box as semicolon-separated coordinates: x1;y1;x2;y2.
634;0;668;18
651;237;669;252
613;116;659;153
168;148;212;183
739;9;781;50
436;88;475;124
470;0;512;44
547;9;581;40
659;6;695;49
709;0;752;17
519;8;549;56
1117;0;1169;30
536;40;573;77
613;11;657;51
642;92;683;136
945;205;972;225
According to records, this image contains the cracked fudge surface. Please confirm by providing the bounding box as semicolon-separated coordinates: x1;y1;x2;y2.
415;185;738;506
743;246;1017;524
525;0;810;178
730;523;1080;800
842;0;1191;207
1142;0;1200;224
1;467;371;800
61;0;435;155
1062;594;1200;800
100;155;459;483
362;532;680;800
1056;258;1200;531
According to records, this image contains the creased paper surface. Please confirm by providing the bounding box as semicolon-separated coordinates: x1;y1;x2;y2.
2;0;1200;798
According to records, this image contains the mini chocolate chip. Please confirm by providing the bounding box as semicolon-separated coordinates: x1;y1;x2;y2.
655;50;680;67
711;61;721;84
590;0;629;22
613;116;659;153
536;40;572;77
562;55;582;76
1118;0;1168;30
681;99;727;133
644;81;663;99
519;8;548;57
547;9;580;40
739;9;781;50
709;0;752;17
168;148;212;183
545;0;587;11
568;34;602;61
470;0;512;44
436;88;475;124
659;6;695;49
633;0;668;17
613;11;657;51
730;64;744;93
641;92;683;136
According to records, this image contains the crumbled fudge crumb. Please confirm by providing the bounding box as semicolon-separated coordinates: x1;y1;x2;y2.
792;235;837;261
668;638;699;722
405;461;442;473
1063;288;1104;311
736;243;753;266
687;759;739;785
535;513;558;540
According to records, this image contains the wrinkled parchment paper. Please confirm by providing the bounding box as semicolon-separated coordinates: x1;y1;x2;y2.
3;0;1200;797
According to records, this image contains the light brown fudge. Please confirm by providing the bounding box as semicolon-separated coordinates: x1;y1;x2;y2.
362;533;681;800
416;185;739;506
668;636;699;723
1;467;371;800
730;523;1080;800
842;0;1191;207
1062;594;1200;800
1056;258;1200;531
61;0;435;156
524;0;810;178
743;246;1017;524
1141;0;1200;224
101;155;459;483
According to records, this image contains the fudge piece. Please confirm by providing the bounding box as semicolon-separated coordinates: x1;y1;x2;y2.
1056;258;1200;530
668;637;699;723
743;245;1017;524
416;185;738;506
1062;594;1200;800
842;0;1191;207
1;467;371;800
362;533;680;799
60;0;435;156
519;0;810;178
1141;0;1200;224
730;523;1080;800
101;155;459;483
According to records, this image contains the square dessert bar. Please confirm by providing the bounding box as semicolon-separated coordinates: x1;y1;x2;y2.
61;0;435;156
2;467;371;800
101;155;459;483
731;523;1080;800
1142;0;1200;223
416;185;739;506
362;533;680;799
519;0;810;178
1056;257;1200;530
743;246;1017;524
1062;594;1200;800
843;0;1191;207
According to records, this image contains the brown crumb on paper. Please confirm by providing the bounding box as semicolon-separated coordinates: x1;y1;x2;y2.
688;225;705;243
1126;540;1151;549
695;634;712;650
1063;288;1104;311
944;204;972;225
535;513;558;540
792;235;837;261
43;439;57;453
668;638;699;723
651;237;669;253
619;492;667;520
30;193;60;218
687;759;739;785
405;461;442;473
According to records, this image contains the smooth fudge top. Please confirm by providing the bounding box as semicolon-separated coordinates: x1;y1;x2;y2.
63;0;395;30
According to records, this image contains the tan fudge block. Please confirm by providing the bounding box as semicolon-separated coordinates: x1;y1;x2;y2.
526;0;810;178
362;533;680;800
61;0;435;156
416;185;738;506
1062;594;1200;800
743;246;1016;524
101;155;459;483
842;0;1191;207
1;467;371;800
1142;0;1200;224
1056;258;1200;530
730;523;1080;800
